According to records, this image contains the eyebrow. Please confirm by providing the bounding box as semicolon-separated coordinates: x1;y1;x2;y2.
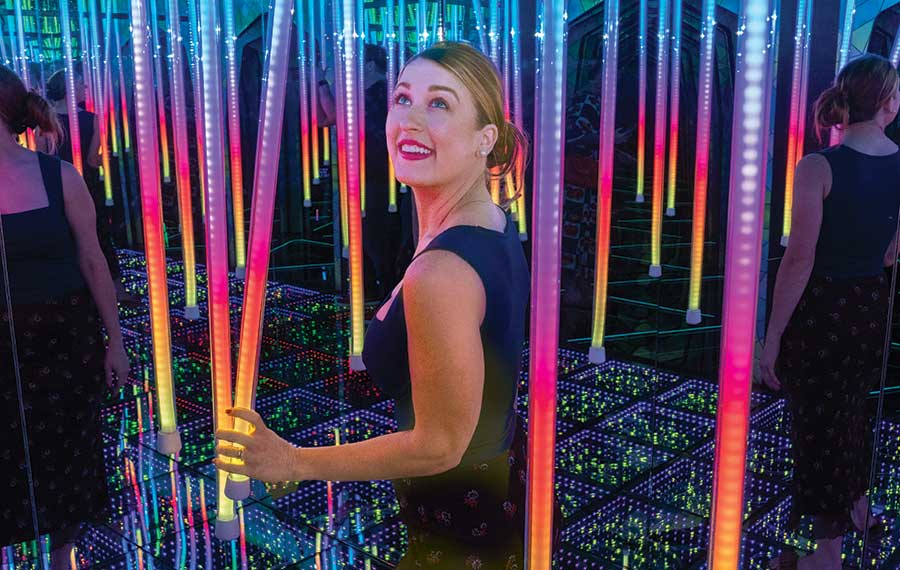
395;82;460;101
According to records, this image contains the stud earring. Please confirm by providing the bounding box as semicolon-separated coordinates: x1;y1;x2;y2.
479;149;489;156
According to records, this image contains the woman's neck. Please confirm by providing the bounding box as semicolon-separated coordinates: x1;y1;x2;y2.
412;173;493;244
842;120;891;146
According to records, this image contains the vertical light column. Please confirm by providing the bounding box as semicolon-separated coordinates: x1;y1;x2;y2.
664;0;681;218
511;0;527;240
891;21;900;67
320;0;331;166
781;0;812;247
107;67;120;157
332;0;351;257
59;0;83;175
635;0;648;202
308;0;321;186
167;0;198;320
472;0;488;54
224;0;247;273
115;24;131;152
0;18;9;67
488;0;498;61
357;0;367;216
525;0;566;566
228;0;296;500
77;0;95;113
386;0;398;213
149;0;171;183
686;0;715;326
417;0;426;51
794;3;812;161
129;0;181;456
13;0;34;150
649;0;669;278
830;0;855;146
96;0;113;205
706;0;773;566
188;0;207;213
197;0;237;541
297;0;313;208
588;0;619;366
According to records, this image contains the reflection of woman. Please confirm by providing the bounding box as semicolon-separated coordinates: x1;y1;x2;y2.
761;55;900;569
0;66;129;569
216;42;541;567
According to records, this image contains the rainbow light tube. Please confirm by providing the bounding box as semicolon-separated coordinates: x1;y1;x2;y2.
167;0;198;320
297;0;313;210
417;0;426;51
115;24;131;151
387;0;398;213
686;0;715;326
224;0;247;274
149;0;171;183
76;3;95;114
128;0;180;456
13;0;34;150
649;0;669;278
706;0;773;566
342;0;366;370
97;0;114;206
794;2;812;162
524;0;566;566
59;0;83;175
891;21;900;67
664;0;681;218
357;0;367;216
830;0;855;146
228;0;296;499
308;0;321;186
588;0;619;365
197;0;237;539
107;67;120;157
332;0;351;256
188;0;207;214
510;0;527;239
319;0;330;167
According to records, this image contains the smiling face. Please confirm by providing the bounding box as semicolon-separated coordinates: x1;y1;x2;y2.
386;58;497;190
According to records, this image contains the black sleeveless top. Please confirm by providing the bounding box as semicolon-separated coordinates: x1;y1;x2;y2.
56;110;95;167
812;145;900;278
0;153;86;306
362;213;530;464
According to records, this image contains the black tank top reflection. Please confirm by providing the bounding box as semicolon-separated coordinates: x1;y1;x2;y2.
362;212;530;464
55;109;95;167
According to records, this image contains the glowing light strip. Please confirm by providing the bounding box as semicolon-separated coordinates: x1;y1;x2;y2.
387;0;398;213
224;0;246;274
686;0;715;325
97;0;113;206
341;0;366;369
231;0;296;492
13;0;34;150
649;0;670;278
167;0;198;316
197;0;237;535
149;0;171;183
357;0;367;215
664;0;681;217
76;1;94;113
108;67;120;157
891;21;900;67
794;3;812;162
510;0;527;239
333;0;351;255
188;0;207;214
129;0;179;453
589;0;619;365
115;24;131;151
417;0;426;51
297;0;313;209
0;18;9;67
707;0;773;565
830;0;855;146
525;1;566;566
489;0;499;63
59;0;83;174
309;0;321;186
472;0;488;53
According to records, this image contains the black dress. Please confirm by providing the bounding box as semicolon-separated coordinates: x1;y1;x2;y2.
776;145;900;538
363;213;541;568
0;153;109;546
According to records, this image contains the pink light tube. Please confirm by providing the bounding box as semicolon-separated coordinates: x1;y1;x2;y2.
230;0;297;497
224;0;247;274
59;0;83;174
149;0;171;184
128;0;180;456
309;0;321;187
188;0;207;215
830;0;856;146
115;24;131;152
297;0;313;210
197;0;237;538
649;0;670;278
664;0;681;218
706;0;773;566
525;0;566;566
589;0;619;366
387;0;398;213
13;0;34;150
686;0;715;326
510;0;527;240
357;0;367;216
97;0;114;206
166;0;198;319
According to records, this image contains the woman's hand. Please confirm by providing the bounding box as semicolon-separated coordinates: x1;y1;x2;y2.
758;337;782;391
104;342;130;389
215;408;303;483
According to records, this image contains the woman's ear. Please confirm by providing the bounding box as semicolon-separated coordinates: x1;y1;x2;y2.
478;123;499;154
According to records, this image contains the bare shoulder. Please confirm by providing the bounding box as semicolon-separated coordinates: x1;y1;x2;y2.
795;153;831;194
404;250;485;319
59;159;89;195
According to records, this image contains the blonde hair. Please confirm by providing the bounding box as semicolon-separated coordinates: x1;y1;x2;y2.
403;42;529;199
813;54;899;143
0;65;62;150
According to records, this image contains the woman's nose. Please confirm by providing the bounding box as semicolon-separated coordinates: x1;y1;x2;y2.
398;105;426;130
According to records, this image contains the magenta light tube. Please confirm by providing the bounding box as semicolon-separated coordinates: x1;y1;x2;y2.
59;0;83;174
706;0;774;566
510;0;527;239
224;0;247;273
635;0;648;203
524;0;566;566
664;0;681;218
649;0;670;278
297;0;313;208
149;0;171;184
230;0;296;498
308;0;321;186
188;0;207;213
830;0;855;146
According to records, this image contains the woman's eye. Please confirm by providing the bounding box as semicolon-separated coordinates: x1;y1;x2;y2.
431;98;449;109
395;93;410;105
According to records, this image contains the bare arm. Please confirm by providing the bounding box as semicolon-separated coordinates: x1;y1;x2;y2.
764;154;828;342
317;81;337;127
86;115;101;169
61;162;128;384
216;250;487;482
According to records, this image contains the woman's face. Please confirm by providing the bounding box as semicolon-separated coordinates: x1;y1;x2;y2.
386;58;496;190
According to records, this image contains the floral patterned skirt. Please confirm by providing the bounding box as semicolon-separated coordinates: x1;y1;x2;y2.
0;290;109;547
392;418;560;569
777;273;889;538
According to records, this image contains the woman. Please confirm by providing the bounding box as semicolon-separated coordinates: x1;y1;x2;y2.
760;54;900;569
216;42;538;568
0;66;129;569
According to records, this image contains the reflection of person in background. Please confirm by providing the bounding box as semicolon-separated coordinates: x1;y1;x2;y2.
316;44;404;300
43;69;136;303
760;55;900;570
0;66;129;570
215;42;549;568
